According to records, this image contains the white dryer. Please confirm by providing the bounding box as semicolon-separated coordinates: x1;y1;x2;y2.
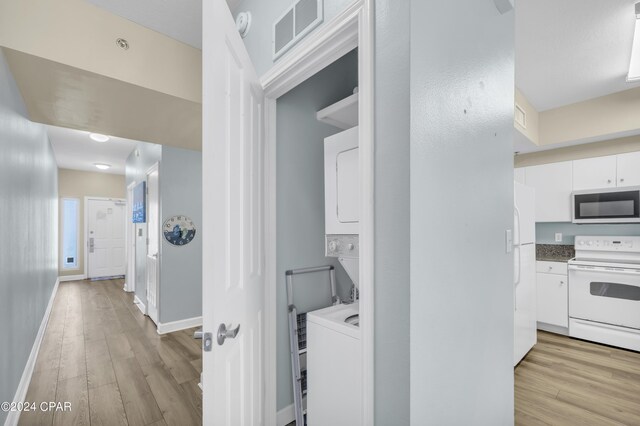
306;303;361;426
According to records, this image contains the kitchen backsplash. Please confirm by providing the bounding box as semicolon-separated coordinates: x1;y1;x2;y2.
536;222;640;244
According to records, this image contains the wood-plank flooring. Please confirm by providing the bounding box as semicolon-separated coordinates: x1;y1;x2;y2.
19;279;202;426
516;331;640;425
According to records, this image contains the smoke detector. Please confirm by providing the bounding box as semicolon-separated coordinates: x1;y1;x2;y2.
236;12;252;38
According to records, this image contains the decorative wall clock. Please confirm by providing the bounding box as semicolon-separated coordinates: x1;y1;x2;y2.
163;215;196;246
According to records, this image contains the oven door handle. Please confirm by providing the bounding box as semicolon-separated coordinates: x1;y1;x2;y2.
569;265;640;275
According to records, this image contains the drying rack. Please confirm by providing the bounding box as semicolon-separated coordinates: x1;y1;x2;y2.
286;265;337;426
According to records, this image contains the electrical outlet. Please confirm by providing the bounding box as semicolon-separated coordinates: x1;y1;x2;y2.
555;233;562;243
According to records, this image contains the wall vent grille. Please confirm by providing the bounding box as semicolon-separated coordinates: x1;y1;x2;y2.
273;0;323;60
515;104;527;129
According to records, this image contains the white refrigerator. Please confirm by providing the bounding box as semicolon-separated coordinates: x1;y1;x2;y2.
514;181;537;366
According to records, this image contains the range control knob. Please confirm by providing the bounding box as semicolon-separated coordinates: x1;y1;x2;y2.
347;243;355;251
328;240;339;252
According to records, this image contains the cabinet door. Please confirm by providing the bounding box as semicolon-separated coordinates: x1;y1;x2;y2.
525;161;572;222
536;272;568;328
572;155;616;190
514;167;526;184
616;151;640;187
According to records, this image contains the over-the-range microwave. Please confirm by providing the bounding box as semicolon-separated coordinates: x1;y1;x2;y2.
572;186;640;224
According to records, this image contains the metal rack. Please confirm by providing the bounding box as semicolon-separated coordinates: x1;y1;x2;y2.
286;265;337;426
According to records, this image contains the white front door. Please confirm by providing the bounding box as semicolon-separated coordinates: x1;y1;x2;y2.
146;164;160;324
126;183;136;292
87;198;126;278
203;1;266;424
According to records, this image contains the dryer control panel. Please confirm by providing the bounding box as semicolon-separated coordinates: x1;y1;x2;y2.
326;235;359;258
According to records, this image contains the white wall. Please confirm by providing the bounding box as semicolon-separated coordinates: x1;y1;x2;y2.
409;1;515;424
0;48;58;425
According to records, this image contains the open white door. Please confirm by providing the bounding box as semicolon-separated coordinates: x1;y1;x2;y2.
203;1;266;424
146;164;160;324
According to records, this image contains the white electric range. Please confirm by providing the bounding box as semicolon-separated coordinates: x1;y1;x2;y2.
568;236;640;351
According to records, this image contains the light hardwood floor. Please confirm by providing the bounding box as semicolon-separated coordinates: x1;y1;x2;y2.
515;331;640;425
19;279;202;426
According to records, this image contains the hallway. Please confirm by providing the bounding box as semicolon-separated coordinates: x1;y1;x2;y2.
19;279;202;426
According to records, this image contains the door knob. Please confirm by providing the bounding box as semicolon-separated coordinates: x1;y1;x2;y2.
217;323;241;345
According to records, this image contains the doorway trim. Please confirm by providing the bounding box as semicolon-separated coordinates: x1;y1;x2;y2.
126;182;137;293
261;0;374;424
83;196;127;279
145;162;161;325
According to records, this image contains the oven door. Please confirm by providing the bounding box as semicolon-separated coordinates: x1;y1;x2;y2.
572;187;640;223
569;264;640;329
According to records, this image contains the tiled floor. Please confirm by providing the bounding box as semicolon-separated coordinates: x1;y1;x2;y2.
515;331;640;425
18;279;202;426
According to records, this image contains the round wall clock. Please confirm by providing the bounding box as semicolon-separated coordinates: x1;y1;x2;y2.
163;215;196;246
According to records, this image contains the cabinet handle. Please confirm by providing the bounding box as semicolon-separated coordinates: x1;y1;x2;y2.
607;179;612;184
620;178;625;183
560;281;565;285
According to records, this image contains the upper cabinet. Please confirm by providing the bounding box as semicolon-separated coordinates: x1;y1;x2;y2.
573;155;617;191
617;151;640;187
514;168;526;184
522;161;573;222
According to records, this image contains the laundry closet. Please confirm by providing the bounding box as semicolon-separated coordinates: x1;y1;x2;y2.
276;48;361;425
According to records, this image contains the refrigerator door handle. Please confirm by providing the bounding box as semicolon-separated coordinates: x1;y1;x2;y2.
513;205;521;246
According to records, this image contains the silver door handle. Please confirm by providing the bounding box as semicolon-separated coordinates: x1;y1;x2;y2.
217;323;240;345
89;237;95;253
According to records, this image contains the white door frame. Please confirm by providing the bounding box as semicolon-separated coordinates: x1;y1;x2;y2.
126;182;137;292
145;162;161;324
261;1;374;423
83;196;127;279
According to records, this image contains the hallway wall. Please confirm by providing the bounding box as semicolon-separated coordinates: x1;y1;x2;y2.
58;168;126;277
0;48;58;424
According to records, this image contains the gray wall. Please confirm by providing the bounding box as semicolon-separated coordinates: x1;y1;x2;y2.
373;0;411;424
409;1;515;424
125;143;202;324
0;48;58;424
276;50;357;411
159;146;202;323
126;142;162;306
537;222;640;244
233;0;353;76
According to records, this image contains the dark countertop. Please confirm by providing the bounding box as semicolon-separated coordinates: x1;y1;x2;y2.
536;244;574;262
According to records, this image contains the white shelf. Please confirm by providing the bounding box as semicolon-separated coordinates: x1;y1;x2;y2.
316;92;359;130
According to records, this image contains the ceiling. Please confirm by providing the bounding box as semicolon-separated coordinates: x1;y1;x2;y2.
48;125;138;175
84;0;243;49
516;0;640;112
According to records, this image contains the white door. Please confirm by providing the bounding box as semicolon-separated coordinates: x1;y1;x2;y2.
87;198;126;278
203;1;266;424
146;164;160;324
126;183;136;292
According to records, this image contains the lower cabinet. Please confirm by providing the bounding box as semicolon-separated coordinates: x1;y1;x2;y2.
536;261;568;329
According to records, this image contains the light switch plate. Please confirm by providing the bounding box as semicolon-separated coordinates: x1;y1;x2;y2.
555;233;562;243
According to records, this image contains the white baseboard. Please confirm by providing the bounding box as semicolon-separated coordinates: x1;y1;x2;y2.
4;278;59;426
58;274;86;282
157;316;202;335
277;403;295;426
133;295;147;315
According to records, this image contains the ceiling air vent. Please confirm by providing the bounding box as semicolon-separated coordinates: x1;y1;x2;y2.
273;0;323;60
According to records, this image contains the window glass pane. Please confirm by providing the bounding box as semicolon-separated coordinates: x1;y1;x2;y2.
62;198;79;269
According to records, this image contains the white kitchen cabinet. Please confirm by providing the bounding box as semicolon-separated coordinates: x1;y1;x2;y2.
536;270;568;328
616;151;640;187
572;155;617;191
524;161;572;222
514;168;526;184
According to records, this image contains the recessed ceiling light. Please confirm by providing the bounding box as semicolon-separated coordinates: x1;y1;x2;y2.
94;163;111;170
89;133;110;142
116;38;129;50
